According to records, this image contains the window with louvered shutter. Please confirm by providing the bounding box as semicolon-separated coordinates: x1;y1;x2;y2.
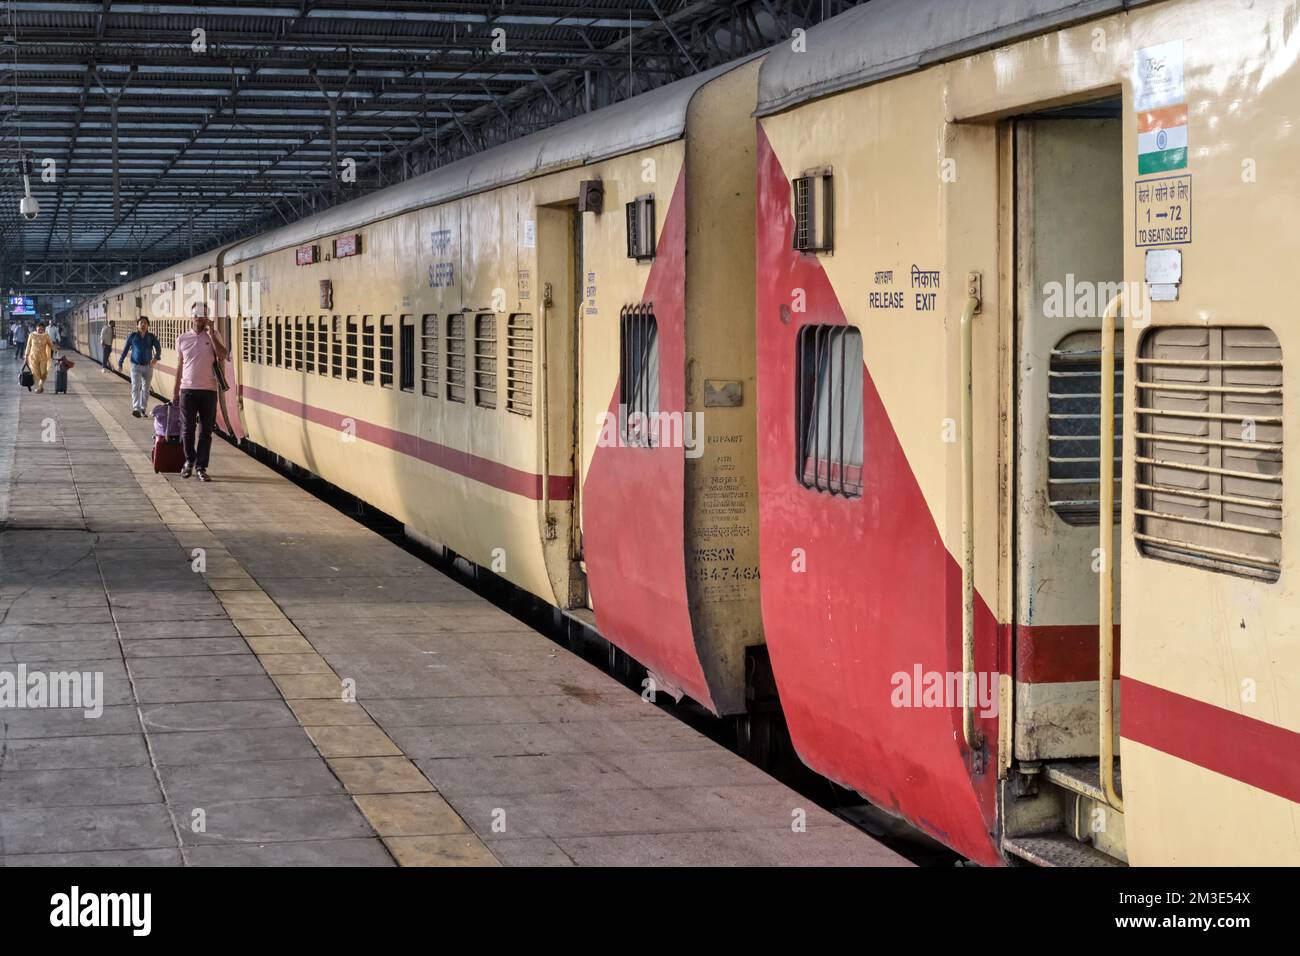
1048;331;1124;525
380;315;394;388
474;314;498;409
446;314;466;403
1135;327;1283;581
317;316;328;374
506;314;533;417
421;314;439;397
345;316;358;381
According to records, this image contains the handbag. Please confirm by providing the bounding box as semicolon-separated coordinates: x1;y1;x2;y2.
19;363;33;390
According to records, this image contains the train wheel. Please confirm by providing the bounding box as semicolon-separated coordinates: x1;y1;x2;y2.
736;711;776;768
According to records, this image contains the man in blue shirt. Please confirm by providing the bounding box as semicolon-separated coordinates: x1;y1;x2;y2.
118;317;162;417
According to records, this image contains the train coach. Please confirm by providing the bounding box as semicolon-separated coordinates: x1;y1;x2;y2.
74;56;770;722
754;0;1299;865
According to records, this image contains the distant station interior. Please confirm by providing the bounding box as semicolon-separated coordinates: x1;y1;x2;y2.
0;0;1296;871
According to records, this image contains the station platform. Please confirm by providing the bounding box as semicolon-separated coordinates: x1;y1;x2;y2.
0;362;909;867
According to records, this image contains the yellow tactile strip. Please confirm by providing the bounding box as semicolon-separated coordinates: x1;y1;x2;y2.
75;383;499;867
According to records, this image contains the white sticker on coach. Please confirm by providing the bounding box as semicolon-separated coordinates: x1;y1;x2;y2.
1134;39;1185;111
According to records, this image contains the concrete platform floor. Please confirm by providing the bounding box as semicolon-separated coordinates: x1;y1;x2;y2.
0;360;909;867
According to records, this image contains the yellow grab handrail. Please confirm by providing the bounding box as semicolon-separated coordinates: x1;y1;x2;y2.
959;293;983;754
1098;292;1124;812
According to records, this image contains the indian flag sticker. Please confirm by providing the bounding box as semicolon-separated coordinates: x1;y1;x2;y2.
1138;104;1188;175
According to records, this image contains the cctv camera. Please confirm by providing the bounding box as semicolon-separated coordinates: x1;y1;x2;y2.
19;196;39;220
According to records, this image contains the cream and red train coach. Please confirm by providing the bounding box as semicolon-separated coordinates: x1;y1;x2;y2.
71;0;1300;867
73;57;771;733
755;0;1299;866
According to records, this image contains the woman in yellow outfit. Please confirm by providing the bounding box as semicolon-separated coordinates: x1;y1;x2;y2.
24;321;55;393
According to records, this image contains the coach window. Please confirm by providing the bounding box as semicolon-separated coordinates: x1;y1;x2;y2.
332;316;343;378
474;313;498;409
1135;326;1282;582
506;314;533;416
421;315;439;398
795;324;864;497
274;316;283;368
399;315;415;392
345;316;358;381
620;305;658;446
380;315;394;388
317;316;329;374
362;315;376;384
446;314;466;403
305;317;316;374
295;316;305;371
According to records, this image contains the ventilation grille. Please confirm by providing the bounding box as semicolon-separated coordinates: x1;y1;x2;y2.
793;169;833;253
506;313;534;417
1135;326;1283;582
626;195;656;261
446;313;466;403
1048;331;1124;525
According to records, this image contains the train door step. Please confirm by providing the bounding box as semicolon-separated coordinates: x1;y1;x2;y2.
1044;759;1122;803
1002;833;1124;867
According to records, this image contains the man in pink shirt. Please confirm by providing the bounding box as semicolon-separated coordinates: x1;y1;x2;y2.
172;303;228;481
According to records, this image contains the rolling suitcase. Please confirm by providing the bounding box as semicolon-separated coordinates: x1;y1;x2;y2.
151;403;185;473
54;360;69;394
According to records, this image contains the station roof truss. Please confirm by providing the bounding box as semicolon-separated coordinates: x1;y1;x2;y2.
0;0;864;293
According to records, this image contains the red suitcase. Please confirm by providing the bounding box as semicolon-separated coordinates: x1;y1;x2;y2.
152;436;186;473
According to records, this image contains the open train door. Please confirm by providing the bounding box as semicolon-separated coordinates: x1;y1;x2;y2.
534;203;587;610
1000;103;1128;865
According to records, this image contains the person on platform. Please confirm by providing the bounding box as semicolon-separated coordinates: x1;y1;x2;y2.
12;322;27;361
172;303;227;482
100;321;115;373
23;321;54;392
118;317;161;417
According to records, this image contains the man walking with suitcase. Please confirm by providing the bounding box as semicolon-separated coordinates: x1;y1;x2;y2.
173;303;227;482
118;317;161;417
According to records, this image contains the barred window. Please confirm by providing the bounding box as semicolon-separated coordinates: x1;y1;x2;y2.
274;316;283;368
294;316;304;371
421;315;439;397
446;314;466;403
241;318;251;362
1048;331;1124;525
795;324;864;497
474;314;498;409
331;316;342;378
317;316;328;374
399;315;415;392
620;304;658;446
1135;326;1282;581
345;316;358;381
380;315;394;388
506;313;534;417
305;317;316;373
362;315;375;384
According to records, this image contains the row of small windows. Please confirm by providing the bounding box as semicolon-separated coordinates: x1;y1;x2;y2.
240;313;534;416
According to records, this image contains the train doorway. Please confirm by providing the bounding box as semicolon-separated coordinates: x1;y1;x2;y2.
1009;101;1124;809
